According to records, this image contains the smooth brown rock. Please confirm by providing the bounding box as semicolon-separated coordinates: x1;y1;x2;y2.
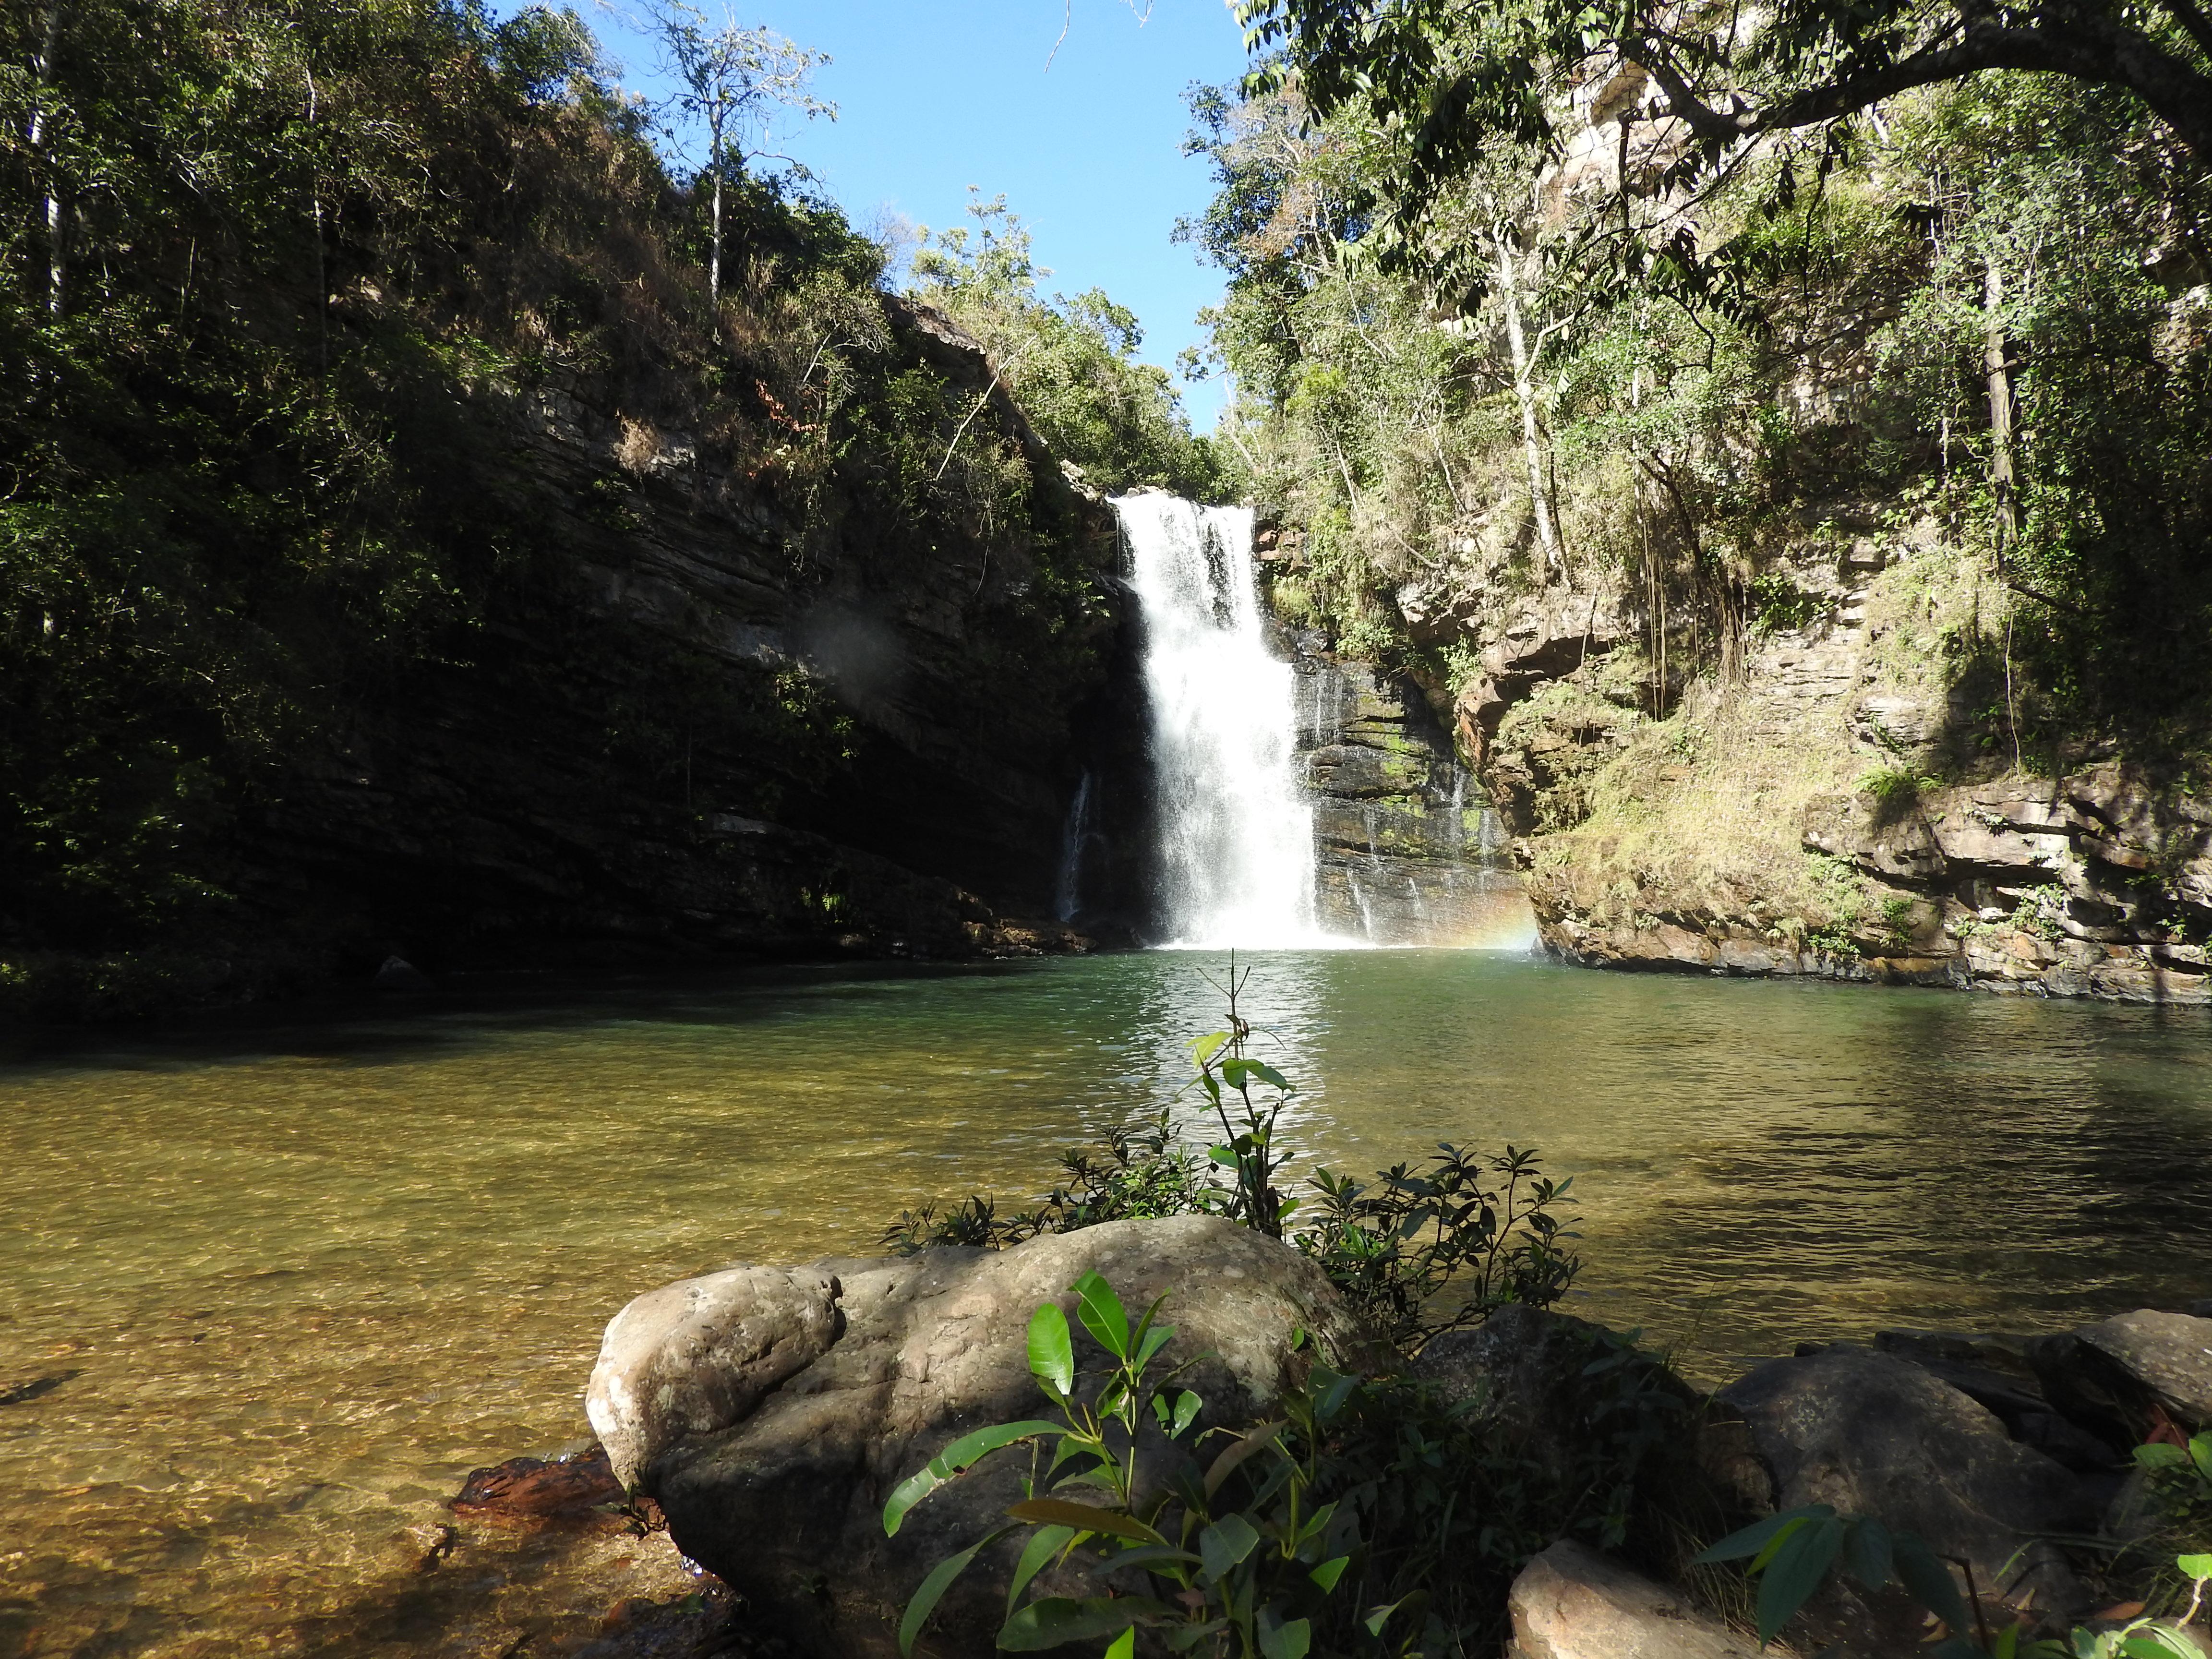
1507;1539;1761;1659
453;1446;627;1522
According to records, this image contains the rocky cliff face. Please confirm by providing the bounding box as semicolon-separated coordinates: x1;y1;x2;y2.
229;301;1122;982
1324;505;2210;1005
1289;651;1531;946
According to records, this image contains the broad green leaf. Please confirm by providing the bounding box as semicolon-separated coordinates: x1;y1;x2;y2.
1209;1144;1239;1168
1005;1524;1076;1615
898;1526;1012;1657
883;1420;1062;1535
1220;1058;1293;1094
1310;1556;1350;1591
1259;1616;1311;1659
1028;1303;1074;1399
1199;1512;1262;1583
1070;1271;1130;1358
1363;1596;1410;1636
1005;1498;1166;1545
1155;1387;1202;1439
1104;1629;1135;1659
1839;1516;1894;1590
1106;1543;1204;1572
1755;1512;1843;1643
2191;1434;2212;1481
1135;1321;1177;1371
1204;1421;1285;1497
2120;1631;2204;1659
1892;1533;1971;1635
2178;1552;2212;1580
1694;1505;1831;1565
2135;1443;2188;1469
1189;1031;1230;1066
1748;1515;1812;1575
997;1595;1169;1651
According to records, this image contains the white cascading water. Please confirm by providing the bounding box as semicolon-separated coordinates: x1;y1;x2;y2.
1115;493;1326;947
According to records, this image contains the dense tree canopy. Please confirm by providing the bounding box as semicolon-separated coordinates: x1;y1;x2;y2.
1238;0;2212;260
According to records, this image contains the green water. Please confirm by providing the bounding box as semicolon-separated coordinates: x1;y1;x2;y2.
3;950;2210;1656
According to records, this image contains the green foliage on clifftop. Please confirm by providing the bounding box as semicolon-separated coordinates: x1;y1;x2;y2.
1185;65;2212;745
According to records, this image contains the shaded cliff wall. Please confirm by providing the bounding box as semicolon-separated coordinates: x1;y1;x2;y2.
226;300;1122;982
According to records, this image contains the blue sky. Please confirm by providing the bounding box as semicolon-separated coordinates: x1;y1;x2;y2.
577;0;1253;429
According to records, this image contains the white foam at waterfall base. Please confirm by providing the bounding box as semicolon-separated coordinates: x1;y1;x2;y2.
1115;492;1343;949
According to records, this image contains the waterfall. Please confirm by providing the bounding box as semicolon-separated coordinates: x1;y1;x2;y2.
1054;771;1093;923
1114;493;1323;947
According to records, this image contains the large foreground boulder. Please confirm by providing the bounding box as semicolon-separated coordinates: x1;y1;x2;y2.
1719;1346;2095;1632
586;1215;1382;1659
1507;1539;1761;1659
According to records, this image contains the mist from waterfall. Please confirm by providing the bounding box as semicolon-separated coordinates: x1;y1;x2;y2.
1115;493;1327;948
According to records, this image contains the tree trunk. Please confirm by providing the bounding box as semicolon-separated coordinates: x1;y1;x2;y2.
1498;234;1561;579
1983;256;2018;568
707;105;725;304
30;0;64;315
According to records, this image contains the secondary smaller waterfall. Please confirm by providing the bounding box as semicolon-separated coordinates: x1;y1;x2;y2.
1115;493;1322;947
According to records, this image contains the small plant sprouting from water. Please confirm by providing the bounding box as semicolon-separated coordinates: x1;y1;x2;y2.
1190;957;1298;1239
884;958;1583;1348
882;1113;1214;1252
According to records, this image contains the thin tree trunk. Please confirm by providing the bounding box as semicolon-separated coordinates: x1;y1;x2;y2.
1983;257;2018;570
1497;234;1560;579
306;64;326;369
30;0;64;315
708;107;724;303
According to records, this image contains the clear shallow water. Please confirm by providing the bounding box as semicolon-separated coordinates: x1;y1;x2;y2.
3;950;2210;1655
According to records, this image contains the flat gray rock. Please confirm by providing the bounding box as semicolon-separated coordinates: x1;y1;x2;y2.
2029;1310;2212;1455
587;1263;843;1489
1508;1539;1760;1659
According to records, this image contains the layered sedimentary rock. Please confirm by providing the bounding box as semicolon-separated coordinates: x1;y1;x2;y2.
1346;503;2211;1005
1291;653;1533;946
236;301;1120;977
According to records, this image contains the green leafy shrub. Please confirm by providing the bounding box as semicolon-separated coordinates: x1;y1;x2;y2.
886;1272;1695;1659
884;1270;1370;1659
1750;574;1827;635
1299;1147;1579;1350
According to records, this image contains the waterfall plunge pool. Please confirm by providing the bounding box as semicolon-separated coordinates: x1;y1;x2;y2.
4;949;2210;1654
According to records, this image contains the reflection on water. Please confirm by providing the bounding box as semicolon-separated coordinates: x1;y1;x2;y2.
2;951;2209;1655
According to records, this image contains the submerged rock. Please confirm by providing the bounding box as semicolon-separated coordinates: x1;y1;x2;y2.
587;1214;1381;1659
452;1445;626;1524
1507;1539;1761;1659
